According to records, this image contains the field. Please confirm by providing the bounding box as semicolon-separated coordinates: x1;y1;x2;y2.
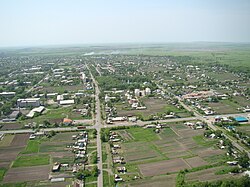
12;154;50;167
116;98;190;120
208;100;241;114
139;158;190;176
3;165;50;183
185;166;240;182
0;131;95;185
108;123;231;186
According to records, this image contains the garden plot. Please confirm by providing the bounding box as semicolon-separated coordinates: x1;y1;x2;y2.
184;156;208;168
118;130;134;141
3;165;50;183
10;133;30;147
128;174;177;187
185;166;239;182
123;142;162;162
139;158;190;176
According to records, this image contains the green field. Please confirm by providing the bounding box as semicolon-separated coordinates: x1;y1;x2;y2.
0;168;7;182
193;135;218;147
22;140;40;154
12;154;50;167
126;127;159;142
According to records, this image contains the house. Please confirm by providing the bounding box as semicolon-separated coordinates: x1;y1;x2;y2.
114;174;123;182
57;95;64;103
52;163;61;172
63;118;73;125
26;106;45;118
0;92;16;97
59;100;75;105
17;98;40;107
2;110;20;122
117;167;126;173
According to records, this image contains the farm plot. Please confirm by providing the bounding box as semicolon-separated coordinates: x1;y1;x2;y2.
139;158;190;176
185;166;239;182
128;174;177;187
3;165;50;183
118;130;134;141
123;142;162;163
117;98;190;119
0;123;22;130
185;156;208;168
12;154;50;167
0;134;15;147
208;100;240;114
10;134;30;147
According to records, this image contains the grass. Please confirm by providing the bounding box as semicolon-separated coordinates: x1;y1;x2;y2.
159;127;177;139
0;183;26;187
12;154;50;167
0;135;14;147
126;127;159;142
215;166;238;175
21;140;40;154
0;168;7;181
193;135;217;147
103;170;114;187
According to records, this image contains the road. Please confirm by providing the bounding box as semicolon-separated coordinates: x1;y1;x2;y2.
27;74;49;93
88;65;103;187
156;83;250;158
177;96;250;158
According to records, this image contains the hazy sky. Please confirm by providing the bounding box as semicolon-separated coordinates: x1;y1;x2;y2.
0;0;250;47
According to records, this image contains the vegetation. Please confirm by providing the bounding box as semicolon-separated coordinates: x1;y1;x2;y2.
13;154;50;167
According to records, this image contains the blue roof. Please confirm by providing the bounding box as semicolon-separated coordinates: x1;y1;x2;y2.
234;116;248;122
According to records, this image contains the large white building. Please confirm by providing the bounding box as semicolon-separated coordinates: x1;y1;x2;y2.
17;98;40;108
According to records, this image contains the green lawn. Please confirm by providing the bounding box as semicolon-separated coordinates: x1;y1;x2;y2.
12;154;50;167
126;127;159;142
193;135;217;147
21;140;40;154
0;168;7;181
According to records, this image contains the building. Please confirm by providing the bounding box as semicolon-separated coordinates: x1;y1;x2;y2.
17;98;40;108
59;100;75;105
145;87;151;95
234;116;249;123
26;106;45;118
0;92;16;97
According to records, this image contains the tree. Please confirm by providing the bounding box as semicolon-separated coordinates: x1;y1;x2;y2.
238;152;249;168
92;166;98;177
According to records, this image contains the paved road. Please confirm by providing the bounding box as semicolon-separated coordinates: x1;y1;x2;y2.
88;65;103;187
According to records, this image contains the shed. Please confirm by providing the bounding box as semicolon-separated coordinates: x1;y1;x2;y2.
234;116;248;123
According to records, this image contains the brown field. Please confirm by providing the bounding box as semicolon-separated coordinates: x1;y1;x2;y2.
0;146;23;162
139;158;190;176
185;156;208;168
3;165;50;183
185;167;240;182
198;148;224;158
1;123;22;130
11;133;30;147
208;102;239;114
128;174;177;187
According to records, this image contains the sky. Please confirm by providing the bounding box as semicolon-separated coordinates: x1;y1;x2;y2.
0;0;250;47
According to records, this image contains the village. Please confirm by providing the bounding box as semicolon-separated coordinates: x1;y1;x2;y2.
0;45;249;187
